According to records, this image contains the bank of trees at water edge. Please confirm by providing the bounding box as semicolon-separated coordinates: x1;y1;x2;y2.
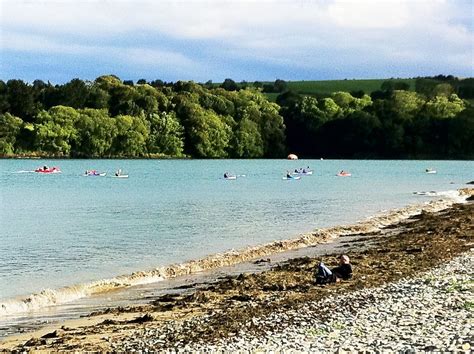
0;75;473;159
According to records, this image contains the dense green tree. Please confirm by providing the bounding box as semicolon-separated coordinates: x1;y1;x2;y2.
34;106;80;155
220;78;239;91
0;80;10;113
6;80;37;121
147;112;184;156
112;114;149;156
232;118;264;157
0;113;23;154
423;94;465;119
274;79;288;93
390;91;425;120
73;109;117;157
59;79;90;109
447;107;474;157
85;86;110;109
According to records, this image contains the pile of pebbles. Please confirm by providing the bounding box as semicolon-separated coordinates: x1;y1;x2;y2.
115;251;473;352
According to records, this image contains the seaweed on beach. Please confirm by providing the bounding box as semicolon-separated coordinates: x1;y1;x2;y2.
5;202;473;351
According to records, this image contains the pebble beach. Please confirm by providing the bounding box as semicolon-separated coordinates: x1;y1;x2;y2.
146;252;472;352
1;200;473;352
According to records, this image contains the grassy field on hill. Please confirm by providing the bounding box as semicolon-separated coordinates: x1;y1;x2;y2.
285;78;416;95
260;78;416;101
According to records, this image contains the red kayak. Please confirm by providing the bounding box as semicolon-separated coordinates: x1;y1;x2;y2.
336;172;351;177
35;167;61;174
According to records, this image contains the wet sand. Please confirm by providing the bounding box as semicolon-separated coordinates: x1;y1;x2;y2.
1;197;472;351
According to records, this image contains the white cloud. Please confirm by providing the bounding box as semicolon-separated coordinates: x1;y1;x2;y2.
1;0;472;80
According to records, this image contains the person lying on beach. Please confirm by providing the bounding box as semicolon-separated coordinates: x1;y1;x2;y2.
315;254;352;285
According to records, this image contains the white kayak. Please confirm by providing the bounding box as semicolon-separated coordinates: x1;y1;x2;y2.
283;176;301;180
84;172;106;177
425;170;437;174
224;176;237;180
293;170;313;176
113;174;129;178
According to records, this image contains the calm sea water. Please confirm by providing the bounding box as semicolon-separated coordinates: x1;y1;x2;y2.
0;159;472;302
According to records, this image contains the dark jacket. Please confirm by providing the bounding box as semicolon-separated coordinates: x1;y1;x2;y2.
331;264;352;280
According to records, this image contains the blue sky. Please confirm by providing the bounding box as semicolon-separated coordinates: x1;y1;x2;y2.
1;0;472;83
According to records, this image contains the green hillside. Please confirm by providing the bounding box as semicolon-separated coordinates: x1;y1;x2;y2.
284;78;416;95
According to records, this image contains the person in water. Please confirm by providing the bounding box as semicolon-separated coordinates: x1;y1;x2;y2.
315;255;352;285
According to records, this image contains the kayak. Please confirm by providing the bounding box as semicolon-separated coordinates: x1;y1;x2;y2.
113;174;129;178
35;167;61;174
293;170;313;176
283;176;301;180
224;176;237;180
425;170;437;174
84;172;106;177
336;173;351;177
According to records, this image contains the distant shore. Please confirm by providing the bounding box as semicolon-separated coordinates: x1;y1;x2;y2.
1;195;472;351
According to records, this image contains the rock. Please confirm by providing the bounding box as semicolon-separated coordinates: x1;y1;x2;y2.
128;313;154;324
229;294;252;302
41;329;64;338
254;258;271;265
23;337;47;347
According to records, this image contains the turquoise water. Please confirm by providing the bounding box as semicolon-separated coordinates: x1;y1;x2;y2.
0;159;472;302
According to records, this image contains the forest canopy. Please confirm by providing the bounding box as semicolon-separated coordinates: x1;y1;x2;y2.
0;75;472;159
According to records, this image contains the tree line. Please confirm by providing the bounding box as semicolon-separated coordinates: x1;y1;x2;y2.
0;75;472;159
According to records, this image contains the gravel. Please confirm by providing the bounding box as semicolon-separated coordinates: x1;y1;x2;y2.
116;250;473;352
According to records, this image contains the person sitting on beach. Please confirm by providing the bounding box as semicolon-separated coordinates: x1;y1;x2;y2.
315;255;352;285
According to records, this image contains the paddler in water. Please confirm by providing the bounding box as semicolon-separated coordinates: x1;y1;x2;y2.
115;169;122;177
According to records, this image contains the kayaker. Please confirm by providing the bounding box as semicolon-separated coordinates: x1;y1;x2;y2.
224;172;228;178
286;171;292;178
43;165;48;171
315;254;352;285
115;169;122;177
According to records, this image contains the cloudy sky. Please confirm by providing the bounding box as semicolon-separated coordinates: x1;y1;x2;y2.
1;0;472;83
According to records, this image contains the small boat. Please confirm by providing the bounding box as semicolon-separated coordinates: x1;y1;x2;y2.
35;166;61;174
283;175;301;180
113;169;128;178
425;169;437;174
336;171;351;177
84;170;106;177
223;172;237;180
298;170;313;175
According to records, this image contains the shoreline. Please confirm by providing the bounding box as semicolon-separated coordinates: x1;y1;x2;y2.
0;197;472;351
0;191;468;320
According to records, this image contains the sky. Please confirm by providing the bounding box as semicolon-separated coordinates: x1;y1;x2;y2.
0;0;473;83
